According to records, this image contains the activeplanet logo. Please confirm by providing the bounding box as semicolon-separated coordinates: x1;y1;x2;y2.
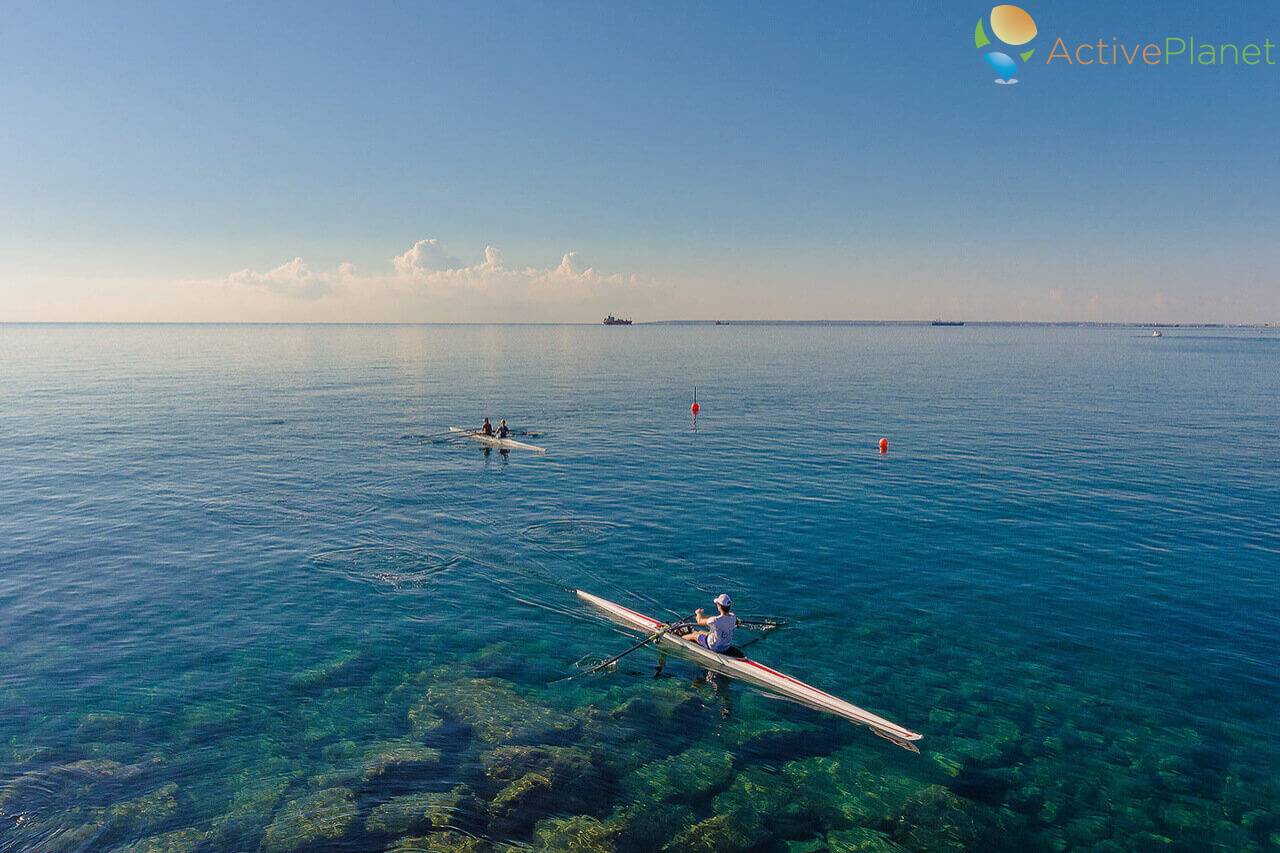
975;4;1037;85
976;4;1279;86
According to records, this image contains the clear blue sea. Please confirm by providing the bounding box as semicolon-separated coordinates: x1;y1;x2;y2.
1;323;1277;852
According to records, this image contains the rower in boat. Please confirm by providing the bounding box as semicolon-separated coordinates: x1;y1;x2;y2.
577;589;923;747
497;419;511;439
679;594;739;654
480;417;494;436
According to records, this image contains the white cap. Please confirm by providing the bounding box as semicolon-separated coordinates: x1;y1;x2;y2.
714;593;732;607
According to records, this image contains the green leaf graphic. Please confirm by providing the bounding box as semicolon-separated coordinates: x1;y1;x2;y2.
974;19;991;49
1021;48;1035;62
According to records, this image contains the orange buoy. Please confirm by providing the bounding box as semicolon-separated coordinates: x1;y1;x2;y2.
879;437;888;454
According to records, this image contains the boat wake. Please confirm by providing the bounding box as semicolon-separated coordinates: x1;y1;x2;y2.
520;519;624;550
310;545;462;592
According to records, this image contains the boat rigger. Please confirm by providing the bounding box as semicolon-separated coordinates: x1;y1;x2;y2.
575;590;922;749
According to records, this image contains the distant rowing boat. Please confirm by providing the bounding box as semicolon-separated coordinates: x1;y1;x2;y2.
448;427;546;453
576;590;922;749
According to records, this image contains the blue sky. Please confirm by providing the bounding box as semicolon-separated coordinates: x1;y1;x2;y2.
2;1;1277;321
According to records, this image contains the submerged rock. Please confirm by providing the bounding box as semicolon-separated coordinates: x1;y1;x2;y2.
407;700;447;736
78;711;143;740
3;743;51;766
320;739;362;763
665;810;768;852
178;699;243;733
712;766;837;841
83;739;141;763
296;686;384;744
927;708;958;727
532;814;619;850
288;650;363;691
366;785;474;836
13;757;143;788
611;803;697;852
940;736;1002;768
387;831;488;852
779;752;920;827
608;680;704;727
621;746;734;803
720;716;817;753
482;744;610;835
36;820;105;853
488;772;556;833
486;747;608;838
225;776;292;819
306;736;444;788
889;784;994;852
482;744;599;785
465;641;546;681
106;782;180;835
785;839;828;853
1063;813;1109;848
361;740;444;781
0;758;151;831
259;787;356;853
114;826;208;853
22;771;201;852
930;753;963;777
414;675;579;745
532;802;698;852
825;827;907;852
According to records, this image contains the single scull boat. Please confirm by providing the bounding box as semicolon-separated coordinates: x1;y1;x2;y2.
576;589;922;749
449;427;546;453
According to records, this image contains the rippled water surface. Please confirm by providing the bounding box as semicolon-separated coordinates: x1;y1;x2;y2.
1;324;1277;852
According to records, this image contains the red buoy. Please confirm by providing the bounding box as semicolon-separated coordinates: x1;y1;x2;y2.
691;387;700;416
879;437;888;454
691;401;700;415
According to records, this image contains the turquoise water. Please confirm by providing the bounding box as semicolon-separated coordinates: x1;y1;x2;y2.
1;324;1277;852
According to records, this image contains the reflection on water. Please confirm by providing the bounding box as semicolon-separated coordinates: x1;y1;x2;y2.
0;323;1277;851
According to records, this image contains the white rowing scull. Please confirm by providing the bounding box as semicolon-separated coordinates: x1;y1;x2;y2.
576;589;922;749
449;427;546;453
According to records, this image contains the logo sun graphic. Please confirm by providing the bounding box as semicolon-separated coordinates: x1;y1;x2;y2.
975;5;1037;85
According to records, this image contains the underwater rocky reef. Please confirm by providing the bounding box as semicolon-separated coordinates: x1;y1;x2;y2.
3;627;1276;853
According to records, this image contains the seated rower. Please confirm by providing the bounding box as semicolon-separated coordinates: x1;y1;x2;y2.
497;419;511;439
480;417;494;436
681;594;737;653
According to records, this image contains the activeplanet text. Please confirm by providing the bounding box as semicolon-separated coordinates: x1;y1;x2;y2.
1046;37;1277;66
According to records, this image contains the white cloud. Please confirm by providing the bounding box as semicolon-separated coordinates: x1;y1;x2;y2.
227;257;334;300
385;242;634;294
220;238;647;321
391;238;459;276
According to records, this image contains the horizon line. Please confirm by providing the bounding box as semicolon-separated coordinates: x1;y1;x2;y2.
0;320;1275;328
